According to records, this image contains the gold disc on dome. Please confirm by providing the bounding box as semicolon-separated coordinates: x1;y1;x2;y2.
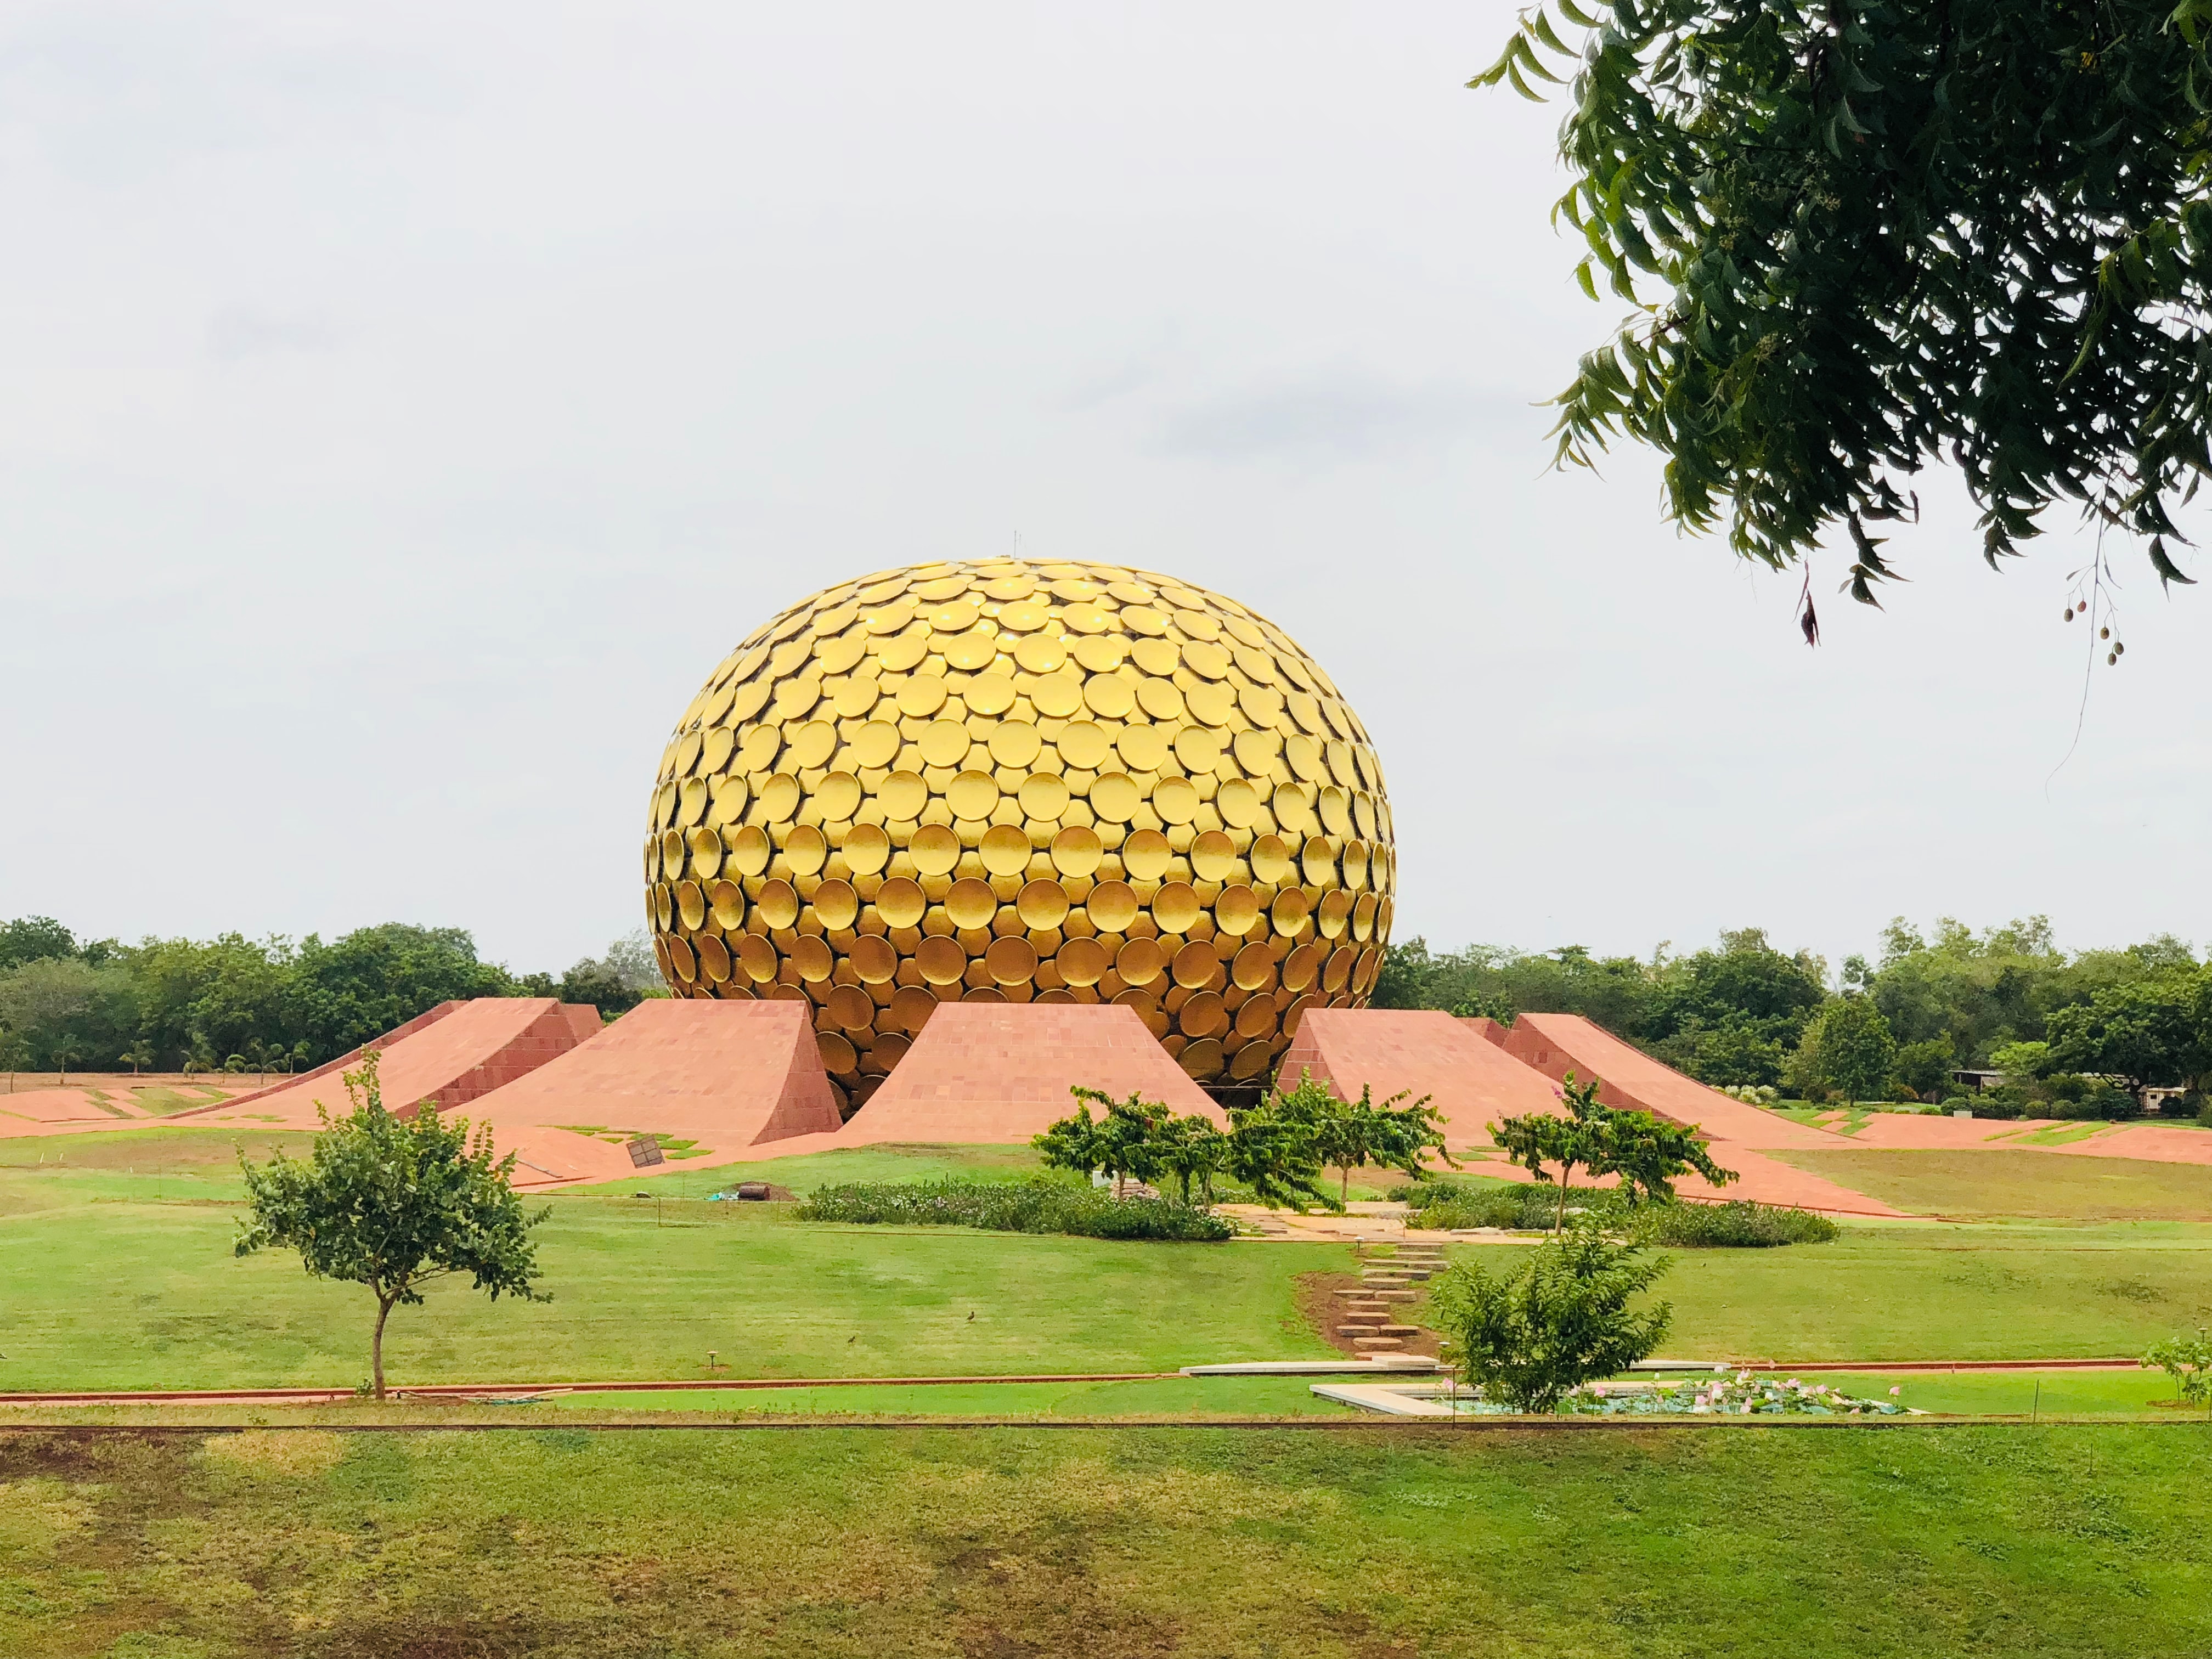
814;771;862;821
1177;1038;1223;1078
701;727;736;773
736;934;779;983
667;936;698;981
876;877;927;928
815;633;867;675
988;721;1042;768
1174;726;1222;773
818;1031;859;1075
1178;991;1227;1039
1189;830;1235;882
827;984;874;1031
1136;678;1184;722
1131;636;1180;676
1324;946;1356;994
1231;942;1277;993
1236;995;1278;1041
879;634;930;675
1012;634;1067;674
761;774;802;822
868;1032;912;1068
1018;773;1070;820
1055;935;1109;986
880;771;928;821
696;934;732;984
850;934;899;984
978;823;1032;877
1272;784;1313;834
851;720;901;769
1056;721;1110;770
1086;879;1139;933
896;675;949;719
843;822;893;876
1249;834;1292;884
945;877;997;930
788;720;837;770
659;827;684;875
1318;786;1352;837
916;935;966;985
1121;829;1172;881
830;678;878;720
964;986;1008;1005
1214;885;1260;936
1186;681;1236;726
722;824;769;876
1082;675;1135;719
1317;888;1352;939
1231;1039;1275;1080
1210;779;1261;832
1073;635;1125;673
946;770;1000;820
785;825;830;877
1088;772;1140;822
1116;936;1165;986
1031;672;1085;717
910;824;961;876
757;879;801;930
1017;878;1071;930
983;572;1037;601
1115;724;1170;772
1282;943;1321;992
1340;840;1369;891
1272;888;1312;936
1049;825;1103;877
814;878;861;932
1351;892;1378;940
708;879;746;930
918;720;970;768
1171;938;1218;989
737;725;783;771
941;629;1000;672
1301;836;1336;887
890;985;939;1032
676;881;707;931
686;826;723;880
966;672;1018;715
997;599;1051;633
1153;882;1201;934
985;936;1039;985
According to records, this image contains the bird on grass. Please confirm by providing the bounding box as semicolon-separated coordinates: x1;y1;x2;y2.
847;1335;856;1344
967;1312;976;1322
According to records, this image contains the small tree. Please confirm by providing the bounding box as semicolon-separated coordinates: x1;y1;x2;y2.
234;1051;550;1399
1224;1079;1339;1211
1494;1074;1734;1230
1038;1088;1175;1195
1800;998;1898;1104
1428;1228;1673;1413
1492;1103;1596;1233
1150;1112;1230;1205
2141;1330;2212;1413
1296;1074;1454;1202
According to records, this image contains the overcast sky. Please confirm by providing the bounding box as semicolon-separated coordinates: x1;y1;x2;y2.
3;2;2205;981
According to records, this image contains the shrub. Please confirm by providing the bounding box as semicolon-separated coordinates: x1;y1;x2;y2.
1397;1180;1599;1231
798;1177;1233;1241
1429;1229;1672;1412
1627;1200;1838;1248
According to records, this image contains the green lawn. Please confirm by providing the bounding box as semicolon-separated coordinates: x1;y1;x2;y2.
4;1425;2208;1657
6;1132;2212;1392
1768;1147;2212;1220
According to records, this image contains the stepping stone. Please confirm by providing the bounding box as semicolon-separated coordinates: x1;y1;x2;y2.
1352;1336;1406;1350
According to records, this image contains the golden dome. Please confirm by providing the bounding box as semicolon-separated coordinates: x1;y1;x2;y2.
644;557;1394;1108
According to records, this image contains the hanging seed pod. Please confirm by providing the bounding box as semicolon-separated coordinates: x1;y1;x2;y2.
2064;607;2074;621
2101;626;2111;640
2116;641;2126;656
2108;651;2118;665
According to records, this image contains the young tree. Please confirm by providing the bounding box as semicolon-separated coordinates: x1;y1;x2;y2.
1223;1080;1339;1212
234;1050;550;1398
1149;1111;1230;1205
1797;998;1899;1104
1475;1;2212;616
1428;1228;1674;1413
1491;1104;1596;1234
2140;1330;2212;1412
1495;1074;1734;1230
1289;1073;1454;1201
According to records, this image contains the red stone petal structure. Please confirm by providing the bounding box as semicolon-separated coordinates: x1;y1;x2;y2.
1274;1008;1567;1150
835;1002;1228;1146
458;998;846;1185
172;998;605;1129
1496;1011;1837;1149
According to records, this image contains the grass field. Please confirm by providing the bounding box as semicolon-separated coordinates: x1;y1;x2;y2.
1769;1147;2212;1220
3;1425;2209;1657
5;1131;2212;1394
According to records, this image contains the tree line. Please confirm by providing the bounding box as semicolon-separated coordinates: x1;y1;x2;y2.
1377;917;2212;1117
0;917;661;1075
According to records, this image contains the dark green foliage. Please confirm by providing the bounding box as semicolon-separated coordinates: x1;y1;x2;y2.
1628;1199;1840;1248
0;915;80;971
1401;1181;1577;1231
234;1051;550;1397
1493;1072;1736;1230
1429;1229;1673;1412
0;956;138;1071
1891;1036;1957;1101
2044;977;2210;1105
796;1177;1234;1241
2139;1331;2212;1408
289;924;521;1059
1793;996;1899;1103
1476;0;2212;590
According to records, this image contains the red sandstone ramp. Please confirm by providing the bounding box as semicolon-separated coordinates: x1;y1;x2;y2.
456;998;845;1183
189;1001;465;1113
1499;1012;1832;1149
180;998;601;1130
1275;1009;1566;1150
837;1003;1227;1146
